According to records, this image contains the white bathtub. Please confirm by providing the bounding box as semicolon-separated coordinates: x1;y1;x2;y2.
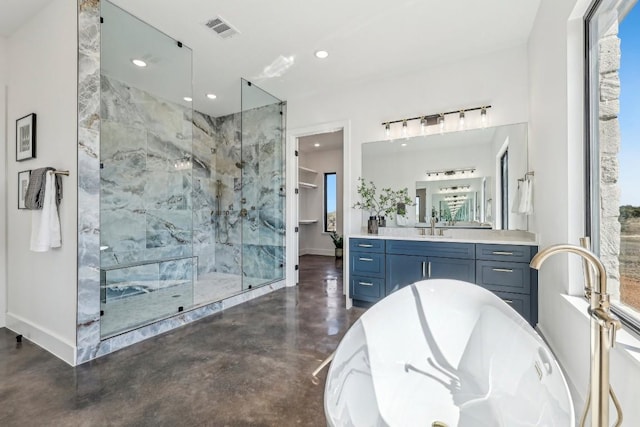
325;279;574;426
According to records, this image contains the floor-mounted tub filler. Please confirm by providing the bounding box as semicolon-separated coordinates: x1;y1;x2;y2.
324;279;574;426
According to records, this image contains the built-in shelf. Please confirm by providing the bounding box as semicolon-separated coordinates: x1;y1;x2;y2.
299;182;317;189
298;166;318;174
299;219;318;225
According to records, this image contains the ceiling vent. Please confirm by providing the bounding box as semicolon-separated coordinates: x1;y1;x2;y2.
205;16;239;39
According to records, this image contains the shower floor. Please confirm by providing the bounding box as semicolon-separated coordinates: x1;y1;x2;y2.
100;272;272;338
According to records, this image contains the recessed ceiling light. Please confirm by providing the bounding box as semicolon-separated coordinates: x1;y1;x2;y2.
183;97;193;102
206;93;217;100
314;50;329;59
314;143;320;147
401;143;407;147
132;59;147;67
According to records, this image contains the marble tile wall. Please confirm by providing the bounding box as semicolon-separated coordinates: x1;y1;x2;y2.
100;75;193;275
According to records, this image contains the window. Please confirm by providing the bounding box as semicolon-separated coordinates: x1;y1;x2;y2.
586;0;640;328
324;173;337;232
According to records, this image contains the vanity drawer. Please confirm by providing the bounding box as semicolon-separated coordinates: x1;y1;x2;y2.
351;251;385;278
349;238;385;253
351;275;384;302
492;290;531;324
386;240;475;259
476;260;531;294
475;244;537;263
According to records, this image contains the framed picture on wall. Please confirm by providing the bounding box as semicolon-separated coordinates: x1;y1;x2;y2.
18;170;31;209
16;113;36;161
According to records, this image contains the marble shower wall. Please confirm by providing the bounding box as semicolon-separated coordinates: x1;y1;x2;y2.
193;103;286;283
100;75;194;292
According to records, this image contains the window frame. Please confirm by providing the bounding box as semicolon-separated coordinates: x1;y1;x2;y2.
324;172;337;233
585;0;640;335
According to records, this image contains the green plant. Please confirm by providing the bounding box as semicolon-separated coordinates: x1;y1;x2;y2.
352;177;414;219
329;231;343;249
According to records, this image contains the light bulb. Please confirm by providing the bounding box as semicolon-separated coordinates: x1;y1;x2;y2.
459;111;465;130
438;114;445;133
402;120;408;138
481;107;488;127
385;123;391;138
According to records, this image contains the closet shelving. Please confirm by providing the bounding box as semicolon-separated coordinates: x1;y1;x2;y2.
299;166;318;224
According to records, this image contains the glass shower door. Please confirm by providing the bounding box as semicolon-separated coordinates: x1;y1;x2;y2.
240;79;286;290
99;1;194;338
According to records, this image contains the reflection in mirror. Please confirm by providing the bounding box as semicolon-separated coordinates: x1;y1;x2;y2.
362;123;528;230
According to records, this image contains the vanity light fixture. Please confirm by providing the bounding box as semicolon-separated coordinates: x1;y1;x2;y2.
425;167;476;178
381;105;491;139
315;50;329;59
183;96;193;102
132;58;147;67
206;93;217;100
439;185;471;193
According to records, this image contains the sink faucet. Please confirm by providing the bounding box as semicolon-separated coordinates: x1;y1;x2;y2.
430;217;436;236
530;241;622;427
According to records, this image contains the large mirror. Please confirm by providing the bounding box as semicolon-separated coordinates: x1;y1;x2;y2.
362;123;528;230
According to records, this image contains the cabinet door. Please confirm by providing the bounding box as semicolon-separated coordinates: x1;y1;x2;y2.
386;254;427;294
428;257;476;283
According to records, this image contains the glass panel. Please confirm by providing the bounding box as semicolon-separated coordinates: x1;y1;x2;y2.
99;1;193;338
240;79;286;290
325;173;337;232
587;0;640;317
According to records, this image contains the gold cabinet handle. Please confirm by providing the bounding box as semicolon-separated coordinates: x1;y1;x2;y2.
358;281;374;287
359;257;373;262
358;244;373;248
492;251;514;255
492;268;514;273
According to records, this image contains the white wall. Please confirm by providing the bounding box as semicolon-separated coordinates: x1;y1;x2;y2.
299;148;343;255
529;0;640;423
0;36;7;328
287;45;530;236
5;0;77;364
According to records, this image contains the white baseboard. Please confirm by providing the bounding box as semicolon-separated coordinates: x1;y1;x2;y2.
6;312;76;366
299;248;334;257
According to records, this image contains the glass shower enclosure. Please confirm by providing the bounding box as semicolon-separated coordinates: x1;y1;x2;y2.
99;1;285;339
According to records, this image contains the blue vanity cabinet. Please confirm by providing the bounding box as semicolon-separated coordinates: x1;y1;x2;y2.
349;238;538;326
385;240;475;294
475;244;538;326
349;238;385;304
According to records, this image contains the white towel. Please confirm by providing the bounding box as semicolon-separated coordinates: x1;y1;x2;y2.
519;178;534;215
30;171;61;252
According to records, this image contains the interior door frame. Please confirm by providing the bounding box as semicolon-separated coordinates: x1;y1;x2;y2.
286;120;351;302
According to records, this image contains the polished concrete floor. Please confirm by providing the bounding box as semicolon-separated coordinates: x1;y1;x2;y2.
0;255;364;426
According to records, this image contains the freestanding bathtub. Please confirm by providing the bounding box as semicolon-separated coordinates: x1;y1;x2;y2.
325;279;574;426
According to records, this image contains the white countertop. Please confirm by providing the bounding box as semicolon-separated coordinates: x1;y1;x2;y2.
350;228;538;246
